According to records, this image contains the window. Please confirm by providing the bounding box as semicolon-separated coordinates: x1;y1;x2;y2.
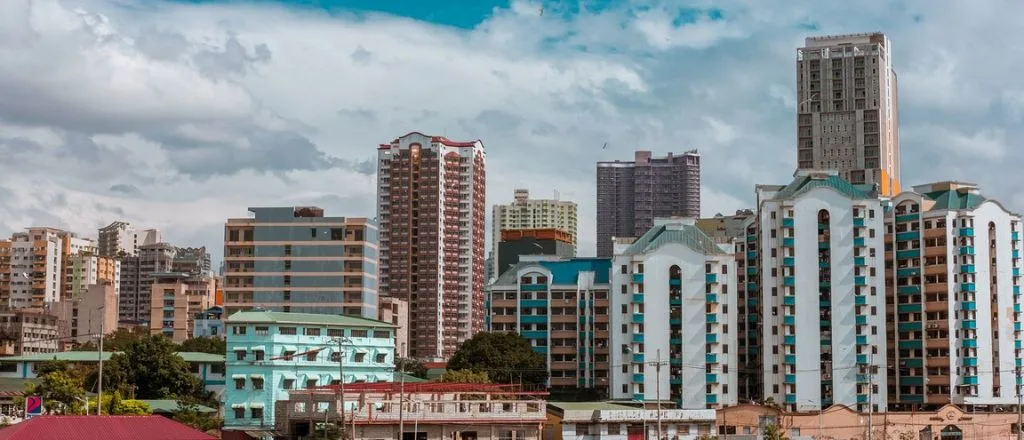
233;408;244;419
232;326;247;335
280;327;297;335
351;329;369;338
255;326;269;336
310;228;317;238
373;330;390;339
283;378;295;390
306;351;318;361
328;329;344;337
251;408;263;419
254;350;265;361
331;352;342;362
282;350;296;361
306;379;317;389
252;378;264;390
234;378;245;390
235;350;246;361
331;228;344;240
355;352;367;363
375;353;387;363
304;328;321;336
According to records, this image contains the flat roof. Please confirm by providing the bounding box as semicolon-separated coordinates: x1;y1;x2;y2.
227;310;395;328
0;351;224;363
549;402;639;411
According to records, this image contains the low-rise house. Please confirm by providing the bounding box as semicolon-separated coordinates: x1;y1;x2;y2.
222;310;396;437
546;402;717;440
275;382;549;440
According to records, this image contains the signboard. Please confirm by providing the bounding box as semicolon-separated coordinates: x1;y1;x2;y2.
25;395;42;418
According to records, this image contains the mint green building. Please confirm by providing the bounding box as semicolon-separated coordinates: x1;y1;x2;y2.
223;310;396;434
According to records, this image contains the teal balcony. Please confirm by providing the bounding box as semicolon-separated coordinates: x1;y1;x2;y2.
520;299;548;308
962;301;977;311
857;374;870;383
1016;322;1022;331
819;242;829;250
705;353;718;363
783;276;795;286
1017;340;1023;349
960;264;976;274
895;249;921;260
521;283;547;291
632;354;644;363
895;213;919;223
706;373;719;384
747;234;757;242
632;393;644;401
784;374;796;384
896;267;921;277
784;355;796;365
854;217;866;227
706;394;718;404
856;315;868;325
783;296;796;306
854;237;866;247
782;218;794;227
856;335;868;345
522;331;547;340
819;261;831;269
632;294;644;303
964;357;977;367
895;231;920;241
857;354;869;364
1014;249;1020;259
961;283;976;292
959;246;975;255
902;376;925;386
1015;268;1021;277
855;276;867;286
898;322;922;331
521;315;547;324
962;376;979;385
784;394;796;404
747;282;759;291
747;266;758;275
706;293;718;303
706;313;718;323
899;340;923;350
747;251;757;260
783;335;796;345
855;295;867;305
747;298;759;307
632;334;645;343
1014;231;1021;241
632;273;644;284
905;358;924;368
670;279;681;286
897;285;921;295
962;339;977;348
1016;286;1021;295
782;237;795;247
783;316;795;326
632;314;644;324
632;373;645;383
854;256;866;266
705;273;718;283
706;333;718;344
960;228;974;237
857;394;869;403
897;303;922;313
963;320;977;329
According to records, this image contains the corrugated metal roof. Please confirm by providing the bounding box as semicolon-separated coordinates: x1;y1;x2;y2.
226;311;395;328
923;189;987;210
621;224;725;256
0;352;223;363
138;400;217;414
771;174;873;201
0;415;215;440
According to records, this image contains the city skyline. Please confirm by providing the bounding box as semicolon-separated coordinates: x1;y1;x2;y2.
0;1;1022;264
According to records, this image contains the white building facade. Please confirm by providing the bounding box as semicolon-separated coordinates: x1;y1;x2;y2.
757;170;888;413
610;218;738;409
888;181;1024;407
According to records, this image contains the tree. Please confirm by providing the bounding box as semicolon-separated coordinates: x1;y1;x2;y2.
114;334;206;402
178;337;225;355
395;358;428;379
447;332;546;385
174;398;221;433
763;423;788;440
435;369;490;383
73;327;150;352
28;370;86;415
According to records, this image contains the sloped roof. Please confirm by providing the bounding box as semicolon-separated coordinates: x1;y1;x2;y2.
621;224;725;256
226;311;394;328
139;400;217;414
0;415;215;440
772;173;873;201
493;258;611;286
923;189;987;210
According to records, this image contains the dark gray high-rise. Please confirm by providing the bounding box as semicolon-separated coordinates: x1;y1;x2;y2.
596;150;701;257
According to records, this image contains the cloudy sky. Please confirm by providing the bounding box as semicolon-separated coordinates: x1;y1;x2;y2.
0;0;1021;263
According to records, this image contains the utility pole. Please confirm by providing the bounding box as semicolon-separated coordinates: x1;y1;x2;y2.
655;349;662;440
337;338;346;440
398;342;406;440
97;313;104;416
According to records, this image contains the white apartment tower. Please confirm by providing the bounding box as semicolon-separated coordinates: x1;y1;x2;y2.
491;189;578;277
887;181;1024;407
610;218;738;409
98;221;162;258
4;228;65;308
376;132;487;360
797;32;901;196
757;170;887;412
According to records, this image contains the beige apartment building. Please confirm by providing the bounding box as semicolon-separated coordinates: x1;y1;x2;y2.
492;188;578;277
65;254;120;299
378;296;409;358
0;228;65;308
796;32;901;196
0;309;61;355
223;207;379;318
53;282;118;345
149;273;216;342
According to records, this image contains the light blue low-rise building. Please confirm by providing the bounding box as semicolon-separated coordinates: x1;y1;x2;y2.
193;306;225;339
223;310;396;434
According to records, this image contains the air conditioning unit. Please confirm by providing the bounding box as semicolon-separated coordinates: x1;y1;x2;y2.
926;323;939;329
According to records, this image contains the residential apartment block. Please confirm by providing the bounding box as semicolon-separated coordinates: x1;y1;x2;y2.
149;272;217;342
756;170;888;412
496;228;576;277
223;207;379;319
376;132;486;360
53;282;118;344
193;306;225;339
98;221;162;258
377;296;408;358
596;150;701;258
796;32;901;196
609;218;738;409
489;257;611;394
223;311;396;435
491;189;578;276
118;242;174;324
0;309;60;355
886;181;1024;407
65;254;120;299
0;228;66;308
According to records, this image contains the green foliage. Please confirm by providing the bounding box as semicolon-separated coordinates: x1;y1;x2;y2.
118;334;206;401
73;327;151;352
314;422;343;440
178;337;226;355
28;370;87;415
395;358;428;379
763;423;788;440
113;399;151;415
435;369;490;383
35;360;70;377
174;398;221;433
447;332;546;385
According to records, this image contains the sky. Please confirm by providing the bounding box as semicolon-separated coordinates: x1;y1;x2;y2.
0;0;1022;264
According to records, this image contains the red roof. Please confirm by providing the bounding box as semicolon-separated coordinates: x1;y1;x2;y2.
0;415;216;440
378;132;481;149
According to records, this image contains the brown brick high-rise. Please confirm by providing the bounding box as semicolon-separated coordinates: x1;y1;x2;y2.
377;132;486;360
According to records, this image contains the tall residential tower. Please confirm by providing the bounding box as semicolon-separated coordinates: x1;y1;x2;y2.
796;32;901;196
377;132;486;360
491;189;577;277
596;150;700;258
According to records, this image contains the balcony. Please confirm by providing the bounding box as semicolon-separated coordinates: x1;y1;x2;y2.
705;353;718;363
705;273;718;284
854;237;866;247
784;374;796;384
856;335;868;345
783;316;795;326
854;256;866;266
897;285;921;295
896;303;922;313
783;257;795;267
632;294;644;304
959;246;975;255
632;334;644;343
706;314;718;323
747;266;758;275
895;249;921;260
898;322;922;331
855;276;867;286
632;373;644;383
706;294;718;304
960;228;974;237
895;231;920;241
783;277;795;286
782;218;795;227
1014;231;1020;241
960;264;975;274
961;301;977;311
705;333;718;344
784;355;796;365
961;283;976;292
632;274;644;284
895;213;919;223
896;267;921;277
783;335;796;345
782;238;795;247
706;373;719;384
853;218;866;227
783;296;796;306
855;295;867;305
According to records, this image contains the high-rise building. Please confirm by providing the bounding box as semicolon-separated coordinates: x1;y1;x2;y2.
756;169;888;412
149;272;216;342
886;181;1023;408
98;221;135;258
491;189;577;275
496;228;576;277
66;254;120;299
376;132;486;360
596;150;701;258
489;257;611;395
118;242;175;325
609;218;738;409
697;210;763;402
0;228;66;309
222;207;379;319
796;32;901;196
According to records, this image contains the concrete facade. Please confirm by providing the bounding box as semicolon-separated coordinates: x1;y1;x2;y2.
149;273;217;342
492;188;579;276
610;218;739;409
53;282;118;345
496;229;577;277
546;402;717;440
377;296;409;358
